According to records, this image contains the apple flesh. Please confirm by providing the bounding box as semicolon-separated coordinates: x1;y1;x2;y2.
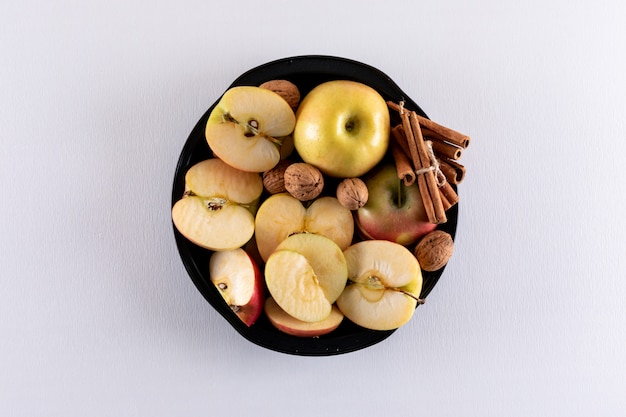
206;86;296;173
355;163;436;247
336;240;423;331
264;233;348;323
293;80;390;178
209;248;265;327
171;158;263;251
254;193;354;262
264;297;344;337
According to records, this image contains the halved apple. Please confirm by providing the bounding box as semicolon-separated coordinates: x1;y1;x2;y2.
264;297;344;337
209;248;265;327
264;233;348;323
171;158;263;251
205;86;296;173
336;240;423;331
254;193;354;262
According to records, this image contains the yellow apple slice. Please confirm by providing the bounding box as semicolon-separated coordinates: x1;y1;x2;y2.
206;86;296;173
275;232;347;304
265;250;330;322
171;158;263;251
254;193;354;261
264;234;348;323
264;297;344;337
336;240;423;331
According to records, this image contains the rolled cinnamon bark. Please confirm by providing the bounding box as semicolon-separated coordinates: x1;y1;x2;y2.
386;101;470;148
439;158;466;184
400;110;437;224
430;139;463;161
409;111;447;224
390;141;416;186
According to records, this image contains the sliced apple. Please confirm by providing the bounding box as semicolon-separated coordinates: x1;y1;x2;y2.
171;158;263;251
264;297;344;337
336;240;423;331
209;248;265;327
264;233;348;323
254;193;354;261
205;86;296;173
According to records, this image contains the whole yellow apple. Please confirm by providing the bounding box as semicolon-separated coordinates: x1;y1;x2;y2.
293;80;390;178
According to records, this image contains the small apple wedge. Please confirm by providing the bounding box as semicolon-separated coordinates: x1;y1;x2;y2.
264;297;344;337
254;193;354;261
264;233;348;323
206;86;296;173
171;158;263;251
209;248;265;327
336;240;423;331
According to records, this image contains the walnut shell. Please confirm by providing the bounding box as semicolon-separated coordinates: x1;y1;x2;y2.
284;162;324;201
414;230;454;272
336;178;368;210
259;79;301;110
262;160;293;194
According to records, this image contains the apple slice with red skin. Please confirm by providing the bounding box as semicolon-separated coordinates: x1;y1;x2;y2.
264;297;344;337
209;248;265;327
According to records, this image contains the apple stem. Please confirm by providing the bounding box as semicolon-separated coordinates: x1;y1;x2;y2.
348;280;425;304
397;179;403;207
396;289;425;304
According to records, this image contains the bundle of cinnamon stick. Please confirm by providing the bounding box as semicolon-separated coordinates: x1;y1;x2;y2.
387;101;470;225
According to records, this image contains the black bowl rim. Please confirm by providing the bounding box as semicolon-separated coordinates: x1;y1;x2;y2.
171;55;458;356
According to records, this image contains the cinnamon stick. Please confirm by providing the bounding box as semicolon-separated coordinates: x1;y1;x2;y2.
430;139;463;161
391;124;411;160
409;111;447;224
399;110;437;224
386;101;470;148
439;181;459;207
439;158;466;184
390;140;415;186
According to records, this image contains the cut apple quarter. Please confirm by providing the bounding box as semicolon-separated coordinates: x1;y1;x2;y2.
336;240;423;331
264;233;348;323
209;248;265;327
254;193;354;262
205;86;296;173
264;297;344;337
171;158;263;251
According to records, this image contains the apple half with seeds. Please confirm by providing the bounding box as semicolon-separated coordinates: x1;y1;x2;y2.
336;240;423;331
205;86;296;173
254;193;354;262
264;233;348;323
209;248;265;327
171;158;263;251
264;297;344;337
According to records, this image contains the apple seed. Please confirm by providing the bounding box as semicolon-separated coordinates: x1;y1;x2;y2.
206;197;227;211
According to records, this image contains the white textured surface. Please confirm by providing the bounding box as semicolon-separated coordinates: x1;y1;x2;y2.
2;1;625;416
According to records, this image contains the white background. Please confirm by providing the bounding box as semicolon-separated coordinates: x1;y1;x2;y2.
2;1;625;416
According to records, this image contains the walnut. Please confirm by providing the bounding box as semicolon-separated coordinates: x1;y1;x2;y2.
414;230;454;272
336;178;368;210
262;160;293;194
284;162;324;201
259;79;301;110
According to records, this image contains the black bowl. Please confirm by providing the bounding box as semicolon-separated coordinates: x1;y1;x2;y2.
172;55;458;356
